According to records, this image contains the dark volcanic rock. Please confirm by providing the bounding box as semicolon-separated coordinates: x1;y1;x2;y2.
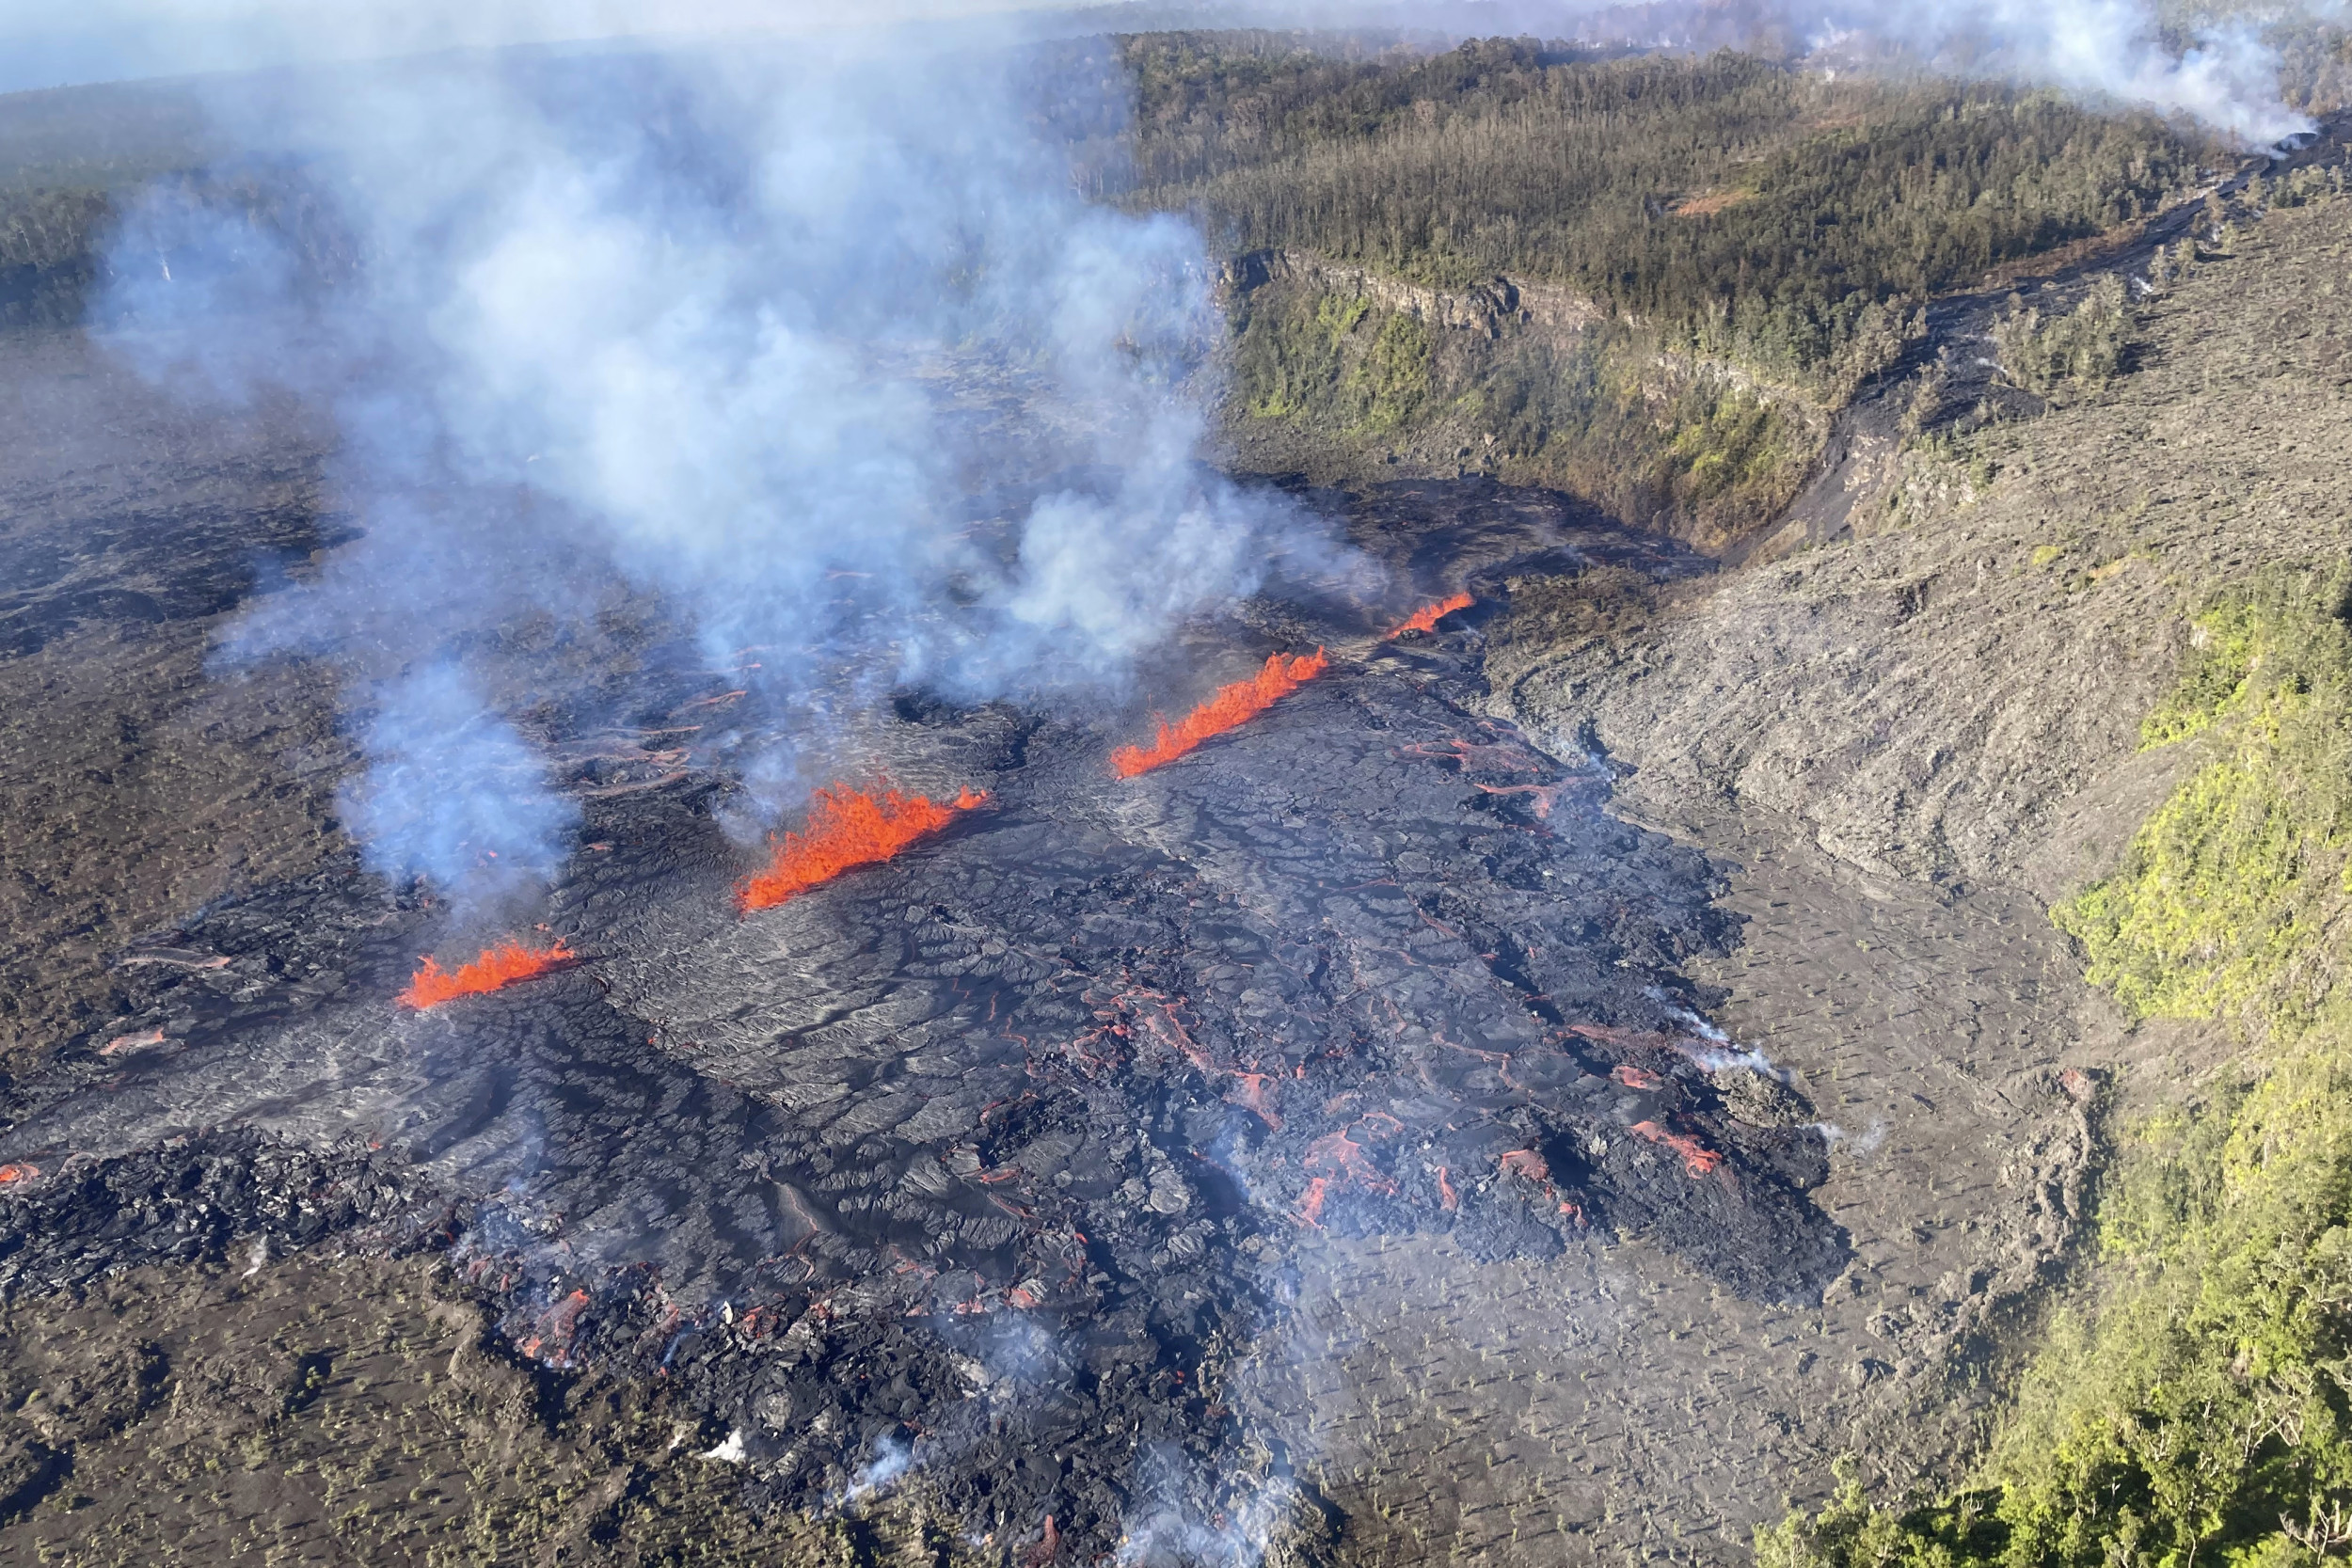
0;481;1846;1559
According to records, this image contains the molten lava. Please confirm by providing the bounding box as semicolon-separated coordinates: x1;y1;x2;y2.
739;783;987;911
1387;592;1472;639
1630;1120;1725;1179
1111;650;1329;778
398;939;579;1009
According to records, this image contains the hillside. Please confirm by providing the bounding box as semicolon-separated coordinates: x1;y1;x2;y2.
1118;33;2240;547
1488;148;2352;1565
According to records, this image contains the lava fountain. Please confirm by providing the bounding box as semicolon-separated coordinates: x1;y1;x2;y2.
1387;592;1473;639
399;939;580;1008
739;783;987;911
1110;650;1329;778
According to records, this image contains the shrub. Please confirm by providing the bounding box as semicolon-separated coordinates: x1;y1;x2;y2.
1759;564;2352;1568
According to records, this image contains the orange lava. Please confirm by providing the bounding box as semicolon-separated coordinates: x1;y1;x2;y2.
398;939;578;1009
0;1164;37;1184
1111;650;1329;778
1306;1129;1399;1195
1498;1148;1551;1184
1612;1063;1664;1091
738;783;986;911
1630;1120;1724;1178
1225;1072;1283;1129
1498;1147;1585;1221
1295;1123;1400;1227
1387;592;1472;639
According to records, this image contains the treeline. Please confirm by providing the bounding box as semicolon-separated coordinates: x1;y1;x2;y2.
1120;35;2227;386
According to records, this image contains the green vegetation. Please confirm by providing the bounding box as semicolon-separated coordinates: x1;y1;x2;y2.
1759;565;2352;1568
2057;573;2352;1025
1230;274;1815;542
1122;34;2221;387
1127;31;2224;542
1992;276;2134;398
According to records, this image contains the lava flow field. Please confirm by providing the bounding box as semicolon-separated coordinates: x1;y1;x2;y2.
0;480;1847;1560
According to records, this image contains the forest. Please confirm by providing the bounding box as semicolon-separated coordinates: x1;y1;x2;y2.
1118;33;2225;382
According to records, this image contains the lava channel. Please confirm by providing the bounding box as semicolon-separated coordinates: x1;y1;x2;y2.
399;939;579;1009
1387;592;1472;639
739;782;987;911
1111;649;1329;778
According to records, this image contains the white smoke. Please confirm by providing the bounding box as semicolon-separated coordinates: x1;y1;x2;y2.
1109;0;2347;146
835;1433;914;1505
92;23;1348;894
1798;0;2338;145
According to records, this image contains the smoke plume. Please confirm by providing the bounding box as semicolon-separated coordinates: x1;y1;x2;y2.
1790;0;2343;144
95;23;1345;896
1139;0;2347;145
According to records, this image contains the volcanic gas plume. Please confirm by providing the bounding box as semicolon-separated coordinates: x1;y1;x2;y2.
1109;649;1329;778
738;783;987;912
397;938;578;1008
1388;592;1473;638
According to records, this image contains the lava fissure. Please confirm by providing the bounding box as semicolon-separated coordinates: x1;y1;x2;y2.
739;783;987;911
5;491;1850;1559
1387;592;1473;638
1110;650;1328;778
398;939;579;1009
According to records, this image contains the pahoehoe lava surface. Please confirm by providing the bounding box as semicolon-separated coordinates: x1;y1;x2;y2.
0;481;1847;1555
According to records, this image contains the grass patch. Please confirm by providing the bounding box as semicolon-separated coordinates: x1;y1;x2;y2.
1760;563;2352;1568
2055;569;2352;1023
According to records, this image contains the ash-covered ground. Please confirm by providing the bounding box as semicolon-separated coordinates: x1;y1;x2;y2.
0;451;1853;1558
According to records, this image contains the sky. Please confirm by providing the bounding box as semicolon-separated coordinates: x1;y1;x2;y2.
0;0;1050;94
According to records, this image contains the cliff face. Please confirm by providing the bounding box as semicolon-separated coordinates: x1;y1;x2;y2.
1215;245;1834;554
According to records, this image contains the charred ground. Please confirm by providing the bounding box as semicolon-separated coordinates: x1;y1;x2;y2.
0;446;1861;1559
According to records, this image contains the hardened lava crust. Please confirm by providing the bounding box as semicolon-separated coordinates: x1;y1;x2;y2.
0;465;1847;1558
